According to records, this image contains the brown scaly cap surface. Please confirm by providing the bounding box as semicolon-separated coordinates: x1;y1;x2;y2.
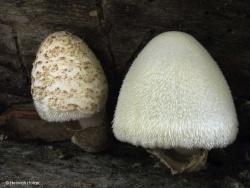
31;31;108;122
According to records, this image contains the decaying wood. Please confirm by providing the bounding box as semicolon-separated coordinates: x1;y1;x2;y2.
0;104;111;148
0;104;80;142
0;140;250;188
0;104;40;126
0;1;249;187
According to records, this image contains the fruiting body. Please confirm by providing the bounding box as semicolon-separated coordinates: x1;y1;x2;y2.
31;31;108;152
31;31;108;122
113;31;238;174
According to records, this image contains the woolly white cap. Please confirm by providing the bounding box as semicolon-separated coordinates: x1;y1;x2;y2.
113;31;238;150
31;31;108;122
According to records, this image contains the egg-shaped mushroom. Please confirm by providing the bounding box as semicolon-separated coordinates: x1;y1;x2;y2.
31;31;108;152
113;31;238;174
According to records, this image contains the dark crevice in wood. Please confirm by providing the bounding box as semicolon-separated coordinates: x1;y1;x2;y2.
103;32;116;74
0;62;18;72
0;88;30;97
13;32;30;86
95;0;120;120
96;0;117;74
0;18;13;27
96;0;104;22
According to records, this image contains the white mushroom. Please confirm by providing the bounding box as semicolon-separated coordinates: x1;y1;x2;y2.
113;31;238;174
31;31;108;152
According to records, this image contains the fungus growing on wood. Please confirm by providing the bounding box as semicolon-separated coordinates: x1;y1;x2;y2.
113;31;238;174
31;31;108;152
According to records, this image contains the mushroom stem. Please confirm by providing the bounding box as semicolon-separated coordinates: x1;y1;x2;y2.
71;109;109;152
78;109;106;129
147;148;208;174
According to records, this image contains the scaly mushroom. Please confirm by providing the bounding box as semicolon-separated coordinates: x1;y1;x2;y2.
31;31;108;152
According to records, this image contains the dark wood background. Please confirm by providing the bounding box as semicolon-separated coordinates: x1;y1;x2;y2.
0;0;250;138
1;1;250;187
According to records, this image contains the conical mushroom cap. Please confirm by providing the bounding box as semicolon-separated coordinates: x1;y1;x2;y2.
31;31;108;122
113;31;238;150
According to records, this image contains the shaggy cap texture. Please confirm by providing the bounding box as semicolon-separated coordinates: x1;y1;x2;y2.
113;31;238;150
31;31;108;122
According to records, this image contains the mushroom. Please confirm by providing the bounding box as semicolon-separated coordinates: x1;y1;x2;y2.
112;31;238;174
31;31;108;152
